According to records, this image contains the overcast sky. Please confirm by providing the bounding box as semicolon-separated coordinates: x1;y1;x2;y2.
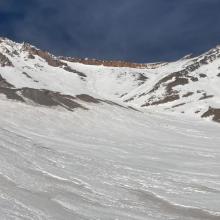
0;0;220;62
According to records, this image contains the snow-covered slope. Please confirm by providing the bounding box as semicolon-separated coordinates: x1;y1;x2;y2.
0;37;220;122
0;37;220;219
0;98;220;220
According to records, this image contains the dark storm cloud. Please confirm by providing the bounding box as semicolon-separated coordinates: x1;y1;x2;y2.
0;0;220;62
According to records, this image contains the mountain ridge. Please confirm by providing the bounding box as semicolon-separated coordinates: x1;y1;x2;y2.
0;37;220;123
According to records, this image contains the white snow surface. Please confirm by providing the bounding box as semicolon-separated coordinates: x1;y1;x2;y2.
0;100;220;220
0;38;220;219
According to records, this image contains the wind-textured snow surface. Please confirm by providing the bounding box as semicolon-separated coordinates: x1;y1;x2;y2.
0;100;220;220
0;37;220;219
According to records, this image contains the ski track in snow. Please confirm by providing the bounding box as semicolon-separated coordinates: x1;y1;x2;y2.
0;100;220;220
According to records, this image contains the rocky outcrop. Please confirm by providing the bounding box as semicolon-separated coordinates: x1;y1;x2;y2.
61;57;167;69
0;86;89;111
202;107;220;122
21;43;87;78
0;52;13;67
76;94;100;103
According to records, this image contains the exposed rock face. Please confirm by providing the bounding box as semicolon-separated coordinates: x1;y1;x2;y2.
202;107;220;122
0;75;23;101
21;88;88;111
0;87;24;102
0;86;132;112
61;57;168;69
182;92;194;98
21;43;64;67
76;94;100;103
0;72;87;110
131;70;192;106
0;86;89;111
21;43;87;78
0;52;13;67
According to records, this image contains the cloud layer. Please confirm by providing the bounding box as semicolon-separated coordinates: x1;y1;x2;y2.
0;0;220;62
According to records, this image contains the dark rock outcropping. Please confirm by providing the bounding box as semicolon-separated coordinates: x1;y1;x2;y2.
21;43;87;78
0;52;13;67
202;107;220;122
